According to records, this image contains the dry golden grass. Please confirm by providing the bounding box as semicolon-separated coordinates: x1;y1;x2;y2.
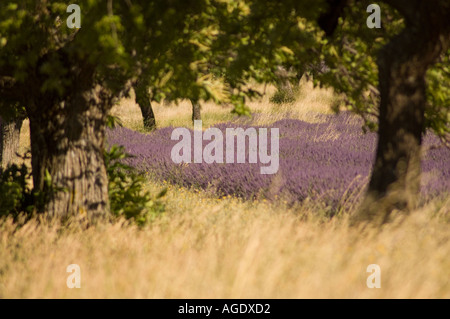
110;79;337;131
1;186;449;298
2;80;449;299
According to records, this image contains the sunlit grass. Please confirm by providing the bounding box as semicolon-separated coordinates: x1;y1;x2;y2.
110;79;339;131
1;189;448;298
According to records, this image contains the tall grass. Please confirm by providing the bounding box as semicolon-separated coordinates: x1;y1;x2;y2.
110;80;337;131
0;185;448;298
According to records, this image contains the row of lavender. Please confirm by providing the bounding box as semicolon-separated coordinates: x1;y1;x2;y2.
107;112;449;210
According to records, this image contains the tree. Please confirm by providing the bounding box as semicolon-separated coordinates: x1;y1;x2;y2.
134;83;203;130
311;0;450;223
1;0;307;219
134;79;156;130
2;0;446;224
208;0;449;223
134;83;204;130
359;0;450;223
0;0;231;219
191;100;202;122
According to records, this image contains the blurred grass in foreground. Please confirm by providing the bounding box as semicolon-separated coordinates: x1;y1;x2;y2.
0;182;448;298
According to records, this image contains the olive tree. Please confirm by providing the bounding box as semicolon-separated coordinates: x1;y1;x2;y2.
0;1;229;218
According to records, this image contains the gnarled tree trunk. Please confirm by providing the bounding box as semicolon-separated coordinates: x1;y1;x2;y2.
191;99;201;123
134;80;156;130
354;0;450;224
28;85;112;220
0;116;23;170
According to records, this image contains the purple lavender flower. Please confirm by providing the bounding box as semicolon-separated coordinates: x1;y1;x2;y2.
107;112;449;212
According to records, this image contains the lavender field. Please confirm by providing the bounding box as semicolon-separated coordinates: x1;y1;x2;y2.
107;112;450;212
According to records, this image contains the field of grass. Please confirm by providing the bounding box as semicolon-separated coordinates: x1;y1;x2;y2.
1;82;449;298
110;79;337;131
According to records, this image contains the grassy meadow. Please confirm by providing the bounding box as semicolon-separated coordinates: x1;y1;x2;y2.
1;81;449;298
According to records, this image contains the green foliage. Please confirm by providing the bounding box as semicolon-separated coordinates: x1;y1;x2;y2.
270;86;299;104
313;1;403;131
0;157;80;219
312;0;449;138
1;0;449;220
425;51;450;139
106;114;123;129
0;147;165;226
0;163;33;218
104;145;166;226
210;0;324;114
1;0;448;131
230;94;252;116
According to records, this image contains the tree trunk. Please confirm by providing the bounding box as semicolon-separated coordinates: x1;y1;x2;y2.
191;99;201;123
28;85;111;220
134;81;156;130
0;116;23;170
354;1;450;225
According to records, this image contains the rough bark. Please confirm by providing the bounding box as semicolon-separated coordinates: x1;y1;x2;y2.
134;81;156;130
353;0;450;224
28;85;112;220
0;76;25;171
0;116;23;170
191;99;201;123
